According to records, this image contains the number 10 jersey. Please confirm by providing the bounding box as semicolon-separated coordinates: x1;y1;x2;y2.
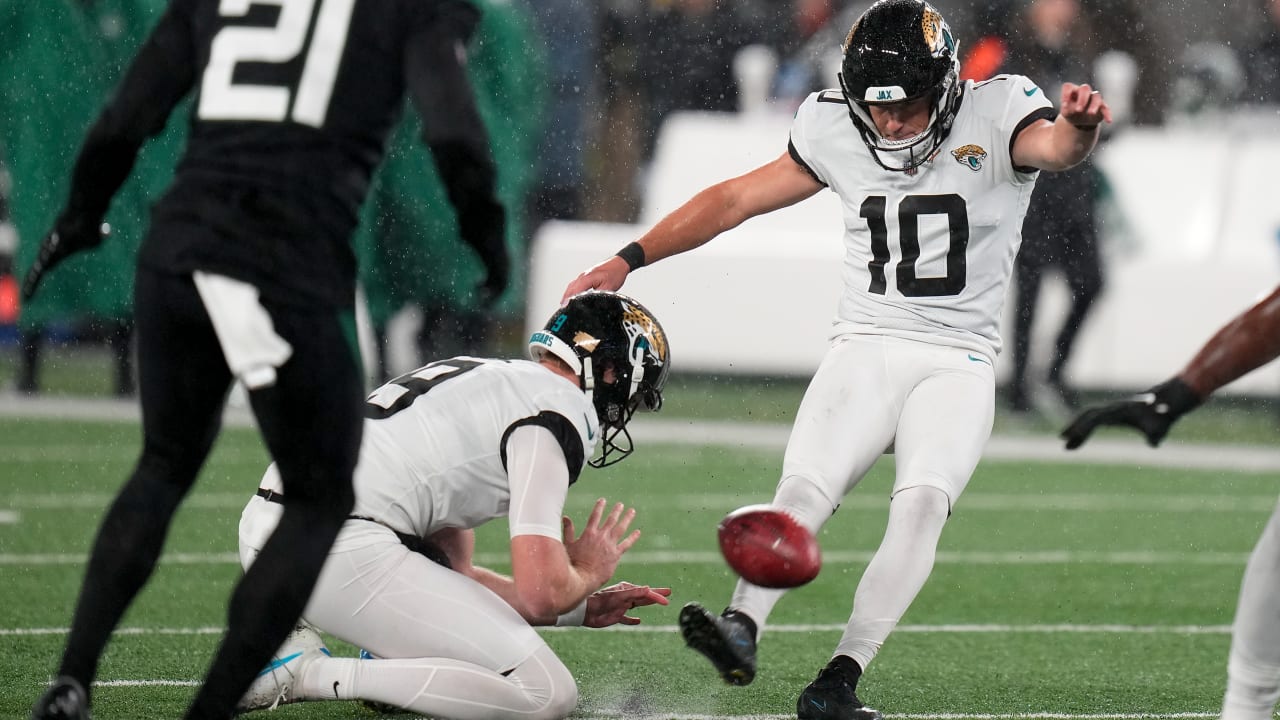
788;75;1056;358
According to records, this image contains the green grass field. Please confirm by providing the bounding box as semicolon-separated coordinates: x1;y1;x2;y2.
2;402;1275;720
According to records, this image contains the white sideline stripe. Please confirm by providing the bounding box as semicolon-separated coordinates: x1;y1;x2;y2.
0;510;17;524
0;549;1253;566
95;679;201;688
582;715;1218;720
5;394;1280;473
3;623;1232;637
6;491;1278;514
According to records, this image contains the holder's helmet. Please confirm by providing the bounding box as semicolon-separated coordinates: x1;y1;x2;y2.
838;0;963;172
528;291;670;467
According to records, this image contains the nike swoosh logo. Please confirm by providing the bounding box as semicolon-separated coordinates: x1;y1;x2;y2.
584;413;596;440
257;652;301;677
332;681;341;699
967;354;991;365
1023;86;1039;96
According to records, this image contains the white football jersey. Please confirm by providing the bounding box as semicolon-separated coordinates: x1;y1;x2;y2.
260;357;599;539
789;75;1055;357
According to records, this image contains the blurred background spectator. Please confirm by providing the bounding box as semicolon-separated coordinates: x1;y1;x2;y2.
962;0;1110;413
525;0;598;229
1240;0;1280;105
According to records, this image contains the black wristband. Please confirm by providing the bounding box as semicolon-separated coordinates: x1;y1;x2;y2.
1151;377;1203;417
615;242;646;271
1068;119;1099;132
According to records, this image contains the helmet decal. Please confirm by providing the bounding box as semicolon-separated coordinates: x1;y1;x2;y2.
573;331;601;352
921;6;951;58
622;301;668;362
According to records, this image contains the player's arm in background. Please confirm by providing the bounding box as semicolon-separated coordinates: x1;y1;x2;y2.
434;424;668;627
1011;82;1112;173
404;0;508;308
1062;286;1280;449
560;150;823;302
22;0;198;299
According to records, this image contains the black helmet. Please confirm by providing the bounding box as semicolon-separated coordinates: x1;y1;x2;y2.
528;291;670;467
838;0;963;172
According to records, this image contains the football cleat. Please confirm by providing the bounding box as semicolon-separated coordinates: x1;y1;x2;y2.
797;656;883;720
677;602;757;686
236;623;330;713
30;676;90;720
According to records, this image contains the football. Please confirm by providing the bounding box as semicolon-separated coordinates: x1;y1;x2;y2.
716;505;821;588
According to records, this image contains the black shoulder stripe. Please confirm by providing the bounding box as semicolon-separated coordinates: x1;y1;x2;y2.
817;90;847;104
501;411;586;485
788;140;826;187
1010;106;1058;174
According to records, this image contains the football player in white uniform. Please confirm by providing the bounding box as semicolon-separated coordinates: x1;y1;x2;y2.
1062;287;1280;720
561;1;1111;717
234;291;673;720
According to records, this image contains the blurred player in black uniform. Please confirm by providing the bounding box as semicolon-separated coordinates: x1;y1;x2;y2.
24;1;507;718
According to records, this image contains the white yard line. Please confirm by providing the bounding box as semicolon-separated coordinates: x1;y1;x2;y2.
2;623;1233;637
3;395;1280;472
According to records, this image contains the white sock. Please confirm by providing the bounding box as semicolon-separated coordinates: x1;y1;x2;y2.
729;476;837;636
301;644;578;720
1221;500;1280;720
834;485;949;670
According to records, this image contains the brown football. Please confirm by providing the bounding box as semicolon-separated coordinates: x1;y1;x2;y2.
717;505;821;588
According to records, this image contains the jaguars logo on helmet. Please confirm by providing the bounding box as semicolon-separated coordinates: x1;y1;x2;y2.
837;0;963;173
528;291;670;467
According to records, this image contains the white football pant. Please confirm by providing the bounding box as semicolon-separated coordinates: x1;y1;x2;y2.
1221;496;1280;720
239;498;577;719
730;334;995;671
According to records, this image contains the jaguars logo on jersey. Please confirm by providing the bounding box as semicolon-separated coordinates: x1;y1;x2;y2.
951;144;987;172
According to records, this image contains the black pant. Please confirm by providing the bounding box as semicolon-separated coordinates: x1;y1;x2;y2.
56;266;364;720
1010;219;1105;394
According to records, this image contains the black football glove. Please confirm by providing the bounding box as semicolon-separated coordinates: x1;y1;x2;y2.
1060;377;1203;450
475;257;509;309
22;218;110;301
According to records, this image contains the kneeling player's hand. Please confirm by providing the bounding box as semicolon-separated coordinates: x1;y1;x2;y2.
583;581;671;628
562;498;639;588
22;218;110;301
1061;377;1202;449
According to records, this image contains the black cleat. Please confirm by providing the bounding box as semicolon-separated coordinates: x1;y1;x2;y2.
31;677;90;720
797;656;882;720
678;602;757;686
